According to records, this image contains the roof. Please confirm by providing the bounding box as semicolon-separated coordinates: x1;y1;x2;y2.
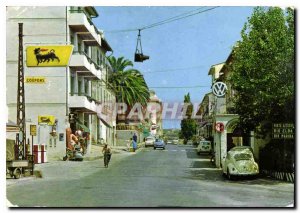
6;120;18;127
101;38;113;52
208;62;225;75
6;120;19;132
84;7;99;18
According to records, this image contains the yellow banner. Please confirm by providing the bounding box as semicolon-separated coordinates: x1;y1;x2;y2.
25;76;46;84
26;45;73;67
38;115;55;125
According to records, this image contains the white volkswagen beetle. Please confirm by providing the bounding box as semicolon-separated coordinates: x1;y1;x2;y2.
222;146;259;180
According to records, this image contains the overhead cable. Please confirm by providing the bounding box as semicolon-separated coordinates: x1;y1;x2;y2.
106;6;219;33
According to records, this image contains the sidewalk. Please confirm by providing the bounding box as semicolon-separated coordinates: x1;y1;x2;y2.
7;143;145;184
31;143;144;179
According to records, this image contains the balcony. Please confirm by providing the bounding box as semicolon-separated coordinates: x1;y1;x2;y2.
68;9;102;46
69;95;98;113
69;51;102;80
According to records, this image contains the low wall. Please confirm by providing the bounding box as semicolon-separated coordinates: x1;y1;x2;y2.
116;130;144;147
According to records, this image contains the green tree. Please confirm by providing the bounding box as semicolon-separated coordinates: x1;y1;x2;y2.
229;7;295;133
180;93;197;143
107;56;150;106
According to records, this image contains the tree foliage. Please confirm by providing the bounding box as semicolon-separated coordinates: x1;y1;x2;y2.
107;56;150;106
180;93;197;142
229;7;295;132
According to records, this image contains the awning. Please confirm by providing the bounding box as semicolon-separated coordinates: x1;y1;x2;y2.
99;117;112;128
76;119;90;133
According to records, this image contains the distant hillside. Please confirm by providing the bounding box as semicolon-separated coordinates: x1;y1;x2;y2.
163;129;180;139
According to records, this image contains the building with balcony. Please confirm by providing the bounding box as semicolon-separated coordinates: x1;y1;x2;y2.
6;6;116;160
197;92;214;139
146;90;163;137
115;90;163;146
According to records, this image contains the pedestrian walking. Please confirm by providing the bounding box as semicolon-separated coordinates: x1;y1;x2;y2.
133;133;137;142
102;143;112;168
131;138;137;152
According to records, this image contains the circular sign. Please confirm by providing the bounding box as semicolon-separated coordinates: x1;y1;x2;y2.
215;122;224;132
212;82;227;97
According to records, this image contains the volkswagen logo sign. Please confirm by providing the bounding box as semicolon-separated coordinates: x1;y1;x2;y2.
212;82;227;97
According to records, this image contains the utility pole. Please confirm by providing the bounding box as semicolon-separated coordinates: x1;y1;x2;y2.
16;23;26;160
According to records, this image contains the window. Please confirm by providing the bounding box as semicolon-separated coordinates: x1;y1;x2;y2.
70;35;74;45
70;72;76;95
84;79;89;96
84;44;89;56
78;41;82;53
78;79;82;96
84;113;89;127
97;50;100;65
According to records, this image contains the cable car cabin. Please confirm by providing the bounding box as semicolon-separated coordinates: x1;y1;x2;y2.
6;120;32;179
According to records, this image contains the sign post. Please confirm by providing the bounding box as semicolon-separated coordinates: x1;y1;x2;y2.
30;125;37;175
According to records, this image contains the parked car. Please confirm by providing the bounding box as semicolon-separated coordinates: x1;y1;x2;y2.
222;146;259;180
154;139;166;150
187;140;193;145
172;139;179;145
196;140;212;154
145;136;155;147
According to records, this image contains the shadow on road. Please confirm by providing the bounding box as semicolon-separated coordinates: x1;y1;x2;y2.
185;149;290;185
185;147;201;159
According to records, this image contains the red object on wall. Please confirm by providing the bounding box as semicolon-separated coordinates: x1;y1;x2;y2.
41;144;47;163
33;145;41;164
215;122;225;132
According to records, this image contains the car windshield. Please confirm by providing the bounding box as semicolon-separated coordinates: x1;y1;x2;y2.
201;142;210;146
146;137;154;141
234;153;252;161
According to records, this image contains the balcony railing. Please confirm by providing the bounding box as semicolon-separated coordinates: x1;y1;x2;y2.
73;51;101;70
69;8;94;26
72;51;113;77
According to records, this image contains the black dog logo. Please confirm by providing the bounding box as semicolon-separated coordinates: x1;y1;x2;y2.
34;48;60;65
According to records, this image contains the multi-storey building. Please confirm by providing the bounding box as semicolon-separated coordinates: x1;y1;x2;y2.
147;90;163;137
197;92;214;139
6;6;116;160
115;90;163;146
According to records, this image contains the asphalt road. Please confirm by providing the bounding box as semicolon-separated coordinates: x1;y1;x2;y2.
6;144;294;207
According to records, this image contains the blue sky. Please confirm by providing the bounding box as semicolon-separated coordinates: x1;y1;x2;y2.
93;6;255;129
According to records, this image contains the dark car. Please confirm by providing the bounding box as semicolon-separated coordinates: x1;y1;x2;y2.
154;139;166;150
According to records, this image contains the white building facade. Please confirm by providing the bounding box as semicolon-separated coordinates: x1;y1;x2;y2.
6;6;116;160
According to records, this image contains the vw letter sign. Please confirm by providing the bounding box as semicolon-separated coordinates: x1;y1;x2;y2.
212;82;227;97
215;122;224;132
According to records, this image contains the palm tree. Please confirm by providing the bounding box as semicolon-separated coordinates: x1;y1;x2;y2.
107;56;150;107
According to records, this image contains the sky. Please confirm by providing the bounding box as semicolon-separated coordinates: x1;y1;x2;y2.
93;6;254;129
